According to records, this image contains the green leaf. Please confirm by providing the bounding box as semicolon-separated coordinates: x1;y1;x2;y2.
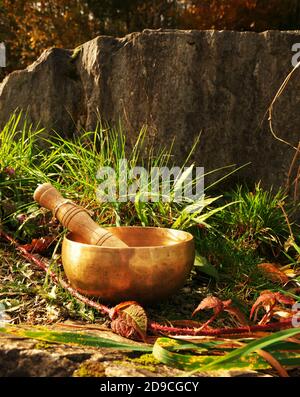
193;201;239;224
153;331;300;373
123;304;148;334
199;327;300;371
0;324;152;352
152;337;268;371
194;253;219;280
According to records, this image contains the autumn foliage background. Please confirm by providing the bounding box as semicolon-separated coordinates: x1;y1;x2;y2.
1;0;300;76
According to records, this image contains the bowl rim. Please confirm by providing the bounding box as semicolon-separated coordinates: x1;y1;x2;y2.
63;226;194;250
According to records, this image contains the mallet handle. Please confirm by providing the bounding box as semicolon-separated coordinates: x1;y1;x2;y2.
33;183;128;248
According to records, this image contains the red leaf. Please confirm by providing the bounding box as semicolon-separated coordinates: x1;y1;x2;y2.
258;263;289;284
20;237;56;253
192;296;249;328
110;303;148;341
250;291;276;321
192;296;224;317
250;291;295;324
274;293;295;306
109;301;139;319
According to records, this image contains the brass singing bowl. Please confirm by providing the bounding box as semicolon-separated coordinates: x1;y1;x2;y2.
61;226;195;303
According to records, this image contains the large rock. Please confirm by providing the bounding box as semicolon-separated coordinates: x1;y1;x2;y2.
0;332;272;377
1;29;300;189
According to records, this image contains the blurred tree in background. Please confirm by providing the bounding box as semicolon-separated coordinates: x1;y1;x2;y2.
87;0;179;35
0;0;100;74
180;0;300;31
1;0;300;75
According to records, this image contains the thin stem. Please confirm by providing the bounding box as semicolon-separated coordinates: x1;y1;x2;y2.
149;318;293;336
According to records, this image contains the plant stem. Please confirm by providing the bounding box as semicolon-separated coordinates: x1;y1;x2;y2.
149;318;293;336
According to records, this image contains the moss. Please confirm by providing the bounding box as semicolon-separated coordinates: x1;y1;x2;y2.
158;338;178;348
34;341;53;350
114;354;160;372
130;353;160;366
73;361;105;377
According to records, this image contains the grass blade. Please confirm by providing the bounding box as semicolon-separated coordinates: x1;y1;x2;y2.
198;327;300;371
0;324;152;352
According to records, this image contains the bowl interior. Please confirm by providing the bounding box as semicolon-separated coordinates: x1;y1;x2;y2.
69;226;193;248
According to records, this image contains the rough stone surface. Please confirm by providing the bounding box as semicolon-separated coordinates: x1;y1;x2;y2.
1;29;300;189
0;332;271;377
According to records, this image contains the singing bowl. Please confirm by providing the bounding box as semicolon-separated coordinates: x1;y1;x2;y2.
61;226;195;303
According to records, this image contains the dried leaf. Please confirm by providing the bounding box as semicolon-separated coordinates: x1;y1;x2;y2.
109;301;138;319
272;308;294;320
192;296;224;317
274;293;295;306
250;291;295;324
250;291;276;322
258;263;289;284
224;306;249;326
192;296;248;327
110;303;148;341
283;268;298;278
20;237;56;253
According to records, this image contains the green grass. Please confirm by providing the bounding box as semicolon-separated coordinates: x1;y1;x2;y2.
215;184;295;254
1;323;300;375
195;231;270;302
0;112;231;234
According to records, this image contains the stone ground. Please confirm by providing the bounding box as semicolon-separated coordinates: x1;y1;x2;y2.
0;326;274;378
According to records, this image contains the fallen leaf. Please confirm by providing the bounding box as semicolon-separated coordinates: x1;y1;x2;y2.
20;237;56;253
110;303;148;341
250;291;295;324
272;307;294;320
109;301;138;319
250;291;277;322
258;263;289;284
192;296;248;328
192;296;224;318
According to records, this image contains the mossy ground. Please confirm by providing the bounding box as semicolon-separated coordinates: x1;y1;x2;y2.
112;353;161;373
73;361;106;377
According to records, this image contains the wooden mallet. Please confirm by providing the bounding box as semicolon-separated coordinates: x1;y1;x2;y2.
33;183;128;248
